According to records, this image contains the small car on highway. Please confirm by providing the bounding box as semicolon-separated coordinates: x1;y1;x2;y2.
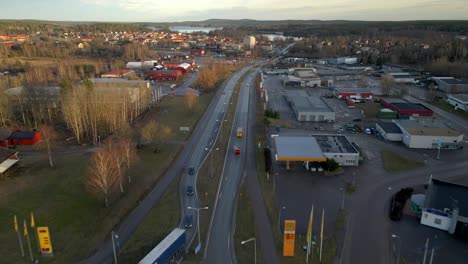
188;167;195;175
184;215;193;229
186;186;194;196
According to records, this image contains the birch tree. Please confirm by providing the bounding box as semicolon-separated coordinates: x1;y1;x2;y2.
86;148;118;207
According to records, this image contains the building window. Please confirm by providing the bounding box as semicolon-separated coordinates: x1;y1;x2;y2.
434;218;442;225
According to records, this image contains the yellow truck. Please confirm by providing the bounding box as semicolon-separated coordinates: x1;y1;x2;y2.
236;127;243;138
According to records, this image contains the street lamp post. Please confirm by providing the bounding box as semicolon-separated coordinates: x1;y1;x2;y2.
339;187;345;209
241;237;256;264
111;230;119;264
391;234;401;264
278;205;286;234
187;206;209;248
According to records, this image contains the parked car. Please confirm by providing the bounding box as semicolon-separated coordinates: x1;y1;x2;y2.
337;127;344;133
188;167;195;175
186;186;194;196
184;215;193;229
352;118;362;122
365;128;372;135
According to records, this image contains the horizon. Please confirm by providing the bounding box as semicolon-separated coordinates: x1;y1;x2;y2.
2;0;468;22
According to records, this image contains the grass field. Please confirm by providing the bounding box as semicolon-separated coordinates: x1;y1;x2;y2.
234;180;258;264
0;90;216;263
118;174;181;263
382;150;425;172
431;99;468;120
354;102;382;119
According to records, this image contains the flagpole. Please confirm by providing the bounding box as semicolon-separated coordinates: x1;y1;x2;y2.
24;220;34;262
31;212;40;253
320;209;324;263
306;205;314;263
14;215;25;257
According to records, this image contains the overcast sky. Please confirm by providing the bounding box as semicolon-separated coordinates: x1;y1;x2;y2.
2;0;467;22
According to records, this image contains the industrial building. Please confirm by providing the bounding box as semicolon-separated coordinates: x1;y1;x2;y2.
334;88;373;100
380;98;433;118
432;77;468;93
394;119;464;149
421;179;468;240
447;94;468;112
314;135;360;166
286;90;335;121
377;108;398;119
283;75;321;88
375;122;403;141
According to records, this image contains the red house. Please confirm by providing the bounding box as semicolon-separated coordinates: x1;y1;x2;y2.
4;130;42;146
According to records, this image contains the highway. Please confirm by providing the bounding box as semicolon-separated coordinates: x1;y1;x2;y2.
204;68;259;263
180;65;254;251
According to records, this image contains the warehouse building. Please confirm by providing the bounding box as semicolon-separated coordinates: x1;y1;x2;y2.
394;119;464;149
314;135;360;166
421;179;468;240
447;94;468;112
375;122;403;141
432;77;468;93
286;90;335;121
283;75;321;88
381;98;433;118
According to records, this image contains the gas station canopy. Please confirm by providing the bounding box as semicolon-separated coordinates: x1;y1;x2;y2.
274;136;327;162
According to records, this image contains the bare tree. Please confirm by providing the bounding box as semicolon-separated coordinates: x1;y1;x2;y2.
140;120;158;145
104;138;125;193
86;148;118;207
184;89;198;112
359;75;369;87
38;125;58;168
426;82;436;101
120;138;137;183
381;74;395;96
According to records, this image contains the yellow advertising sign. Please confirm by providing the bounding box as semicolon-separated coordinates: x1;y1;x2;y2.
37;226;53;255
283;220;296;257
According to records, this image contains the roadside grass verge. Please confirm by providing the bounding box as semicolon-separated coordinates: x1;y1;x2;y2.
0;88;215;263
118;174;181;263
431;99;468;120
382;151;424;172
234;180;258;264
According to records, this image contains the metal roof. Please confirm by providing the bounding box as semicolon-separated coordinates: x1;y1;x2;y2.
376;122;402;134
287;90;334;113
314;135;359;154
274;136;326;161
427;179;468;217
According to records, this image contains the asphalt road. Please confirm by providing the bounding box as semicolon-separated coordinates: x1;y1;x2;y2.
204;68;258;264
79;70;231;264
244;71;281;264
341;157;468;264
180;65;254;250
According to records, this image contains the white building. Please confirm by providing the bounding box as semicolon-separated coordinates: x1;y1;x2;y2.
375;122;403;141
421;179;468;239
394;119;464;149
315;135;360;166
243;36;256;49
447;94;468;111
